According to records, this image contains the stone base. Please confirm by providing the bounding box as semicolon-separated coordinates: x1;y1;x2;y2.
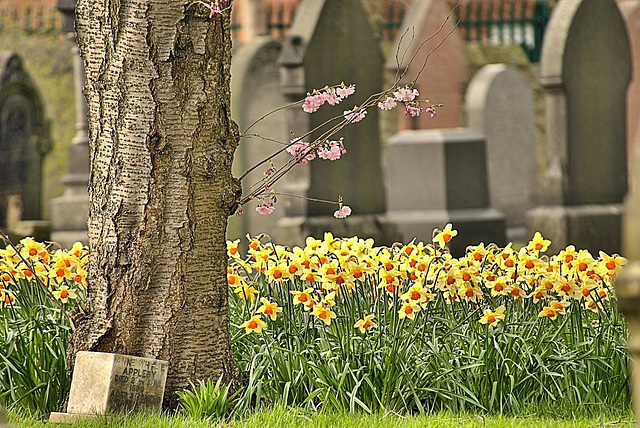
526;204;623;255
385;208;506;257
49;412;98;424
50;230;89;250
4;220;51;243
50;191;89;248
277;215;400;248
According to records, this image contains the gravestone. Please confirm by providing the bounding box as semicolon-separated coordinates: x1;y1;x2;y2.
385;129;506;256
386;0;469;131
49;352;168;423
277;0;395;246
527;0;631;254
0;52;51;229
466;64;536;242
227;38;289;242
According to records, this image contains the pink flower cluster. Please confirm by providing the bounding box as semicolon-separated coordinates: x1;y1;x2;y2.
286;139;346;163
343;107;367;123
376;85;439;119
303;84;356;113
317;140;347;161
334;205;352;219
286;140;316;164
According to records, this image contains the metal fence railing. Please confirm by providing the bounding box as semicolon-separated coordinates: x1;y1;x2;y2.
457;0;551;62
0;1;62;36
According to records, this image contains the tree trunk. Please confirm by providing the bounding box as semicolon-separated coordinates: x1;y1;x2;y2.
69;0;241;410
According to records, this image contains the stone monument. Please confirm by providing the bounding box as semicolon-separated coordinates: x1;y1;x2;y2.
527;0;631;254
466;64;537;242
385;128;506;256
49;352;168;423
0;52;51;241
50;0;90;248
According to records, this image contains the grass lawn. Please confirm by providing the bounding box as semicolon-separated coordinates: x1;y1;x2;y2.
8;406;636;428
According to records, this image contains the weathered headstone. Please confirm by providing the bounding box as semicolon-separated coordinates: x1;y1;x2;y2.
386;0;469;131
0;52;51;229
277;0;394;246
527;0;631;254
385;129;506;256
466;64;536;242
227;37;289;241
49;352;168;423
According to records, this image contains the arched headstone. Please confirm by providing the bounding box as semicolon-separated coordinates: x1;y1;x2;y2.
0;52;50;227
466;64;536;241
228;38;289;241
528;0;631;254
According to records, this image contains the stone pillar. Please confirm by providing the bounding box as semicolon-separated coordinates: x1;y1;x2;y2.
241;0;267;42
50;0;89;248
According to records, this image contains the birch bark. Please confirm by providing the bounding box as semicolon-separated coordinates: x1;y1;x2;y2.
69;0;240;409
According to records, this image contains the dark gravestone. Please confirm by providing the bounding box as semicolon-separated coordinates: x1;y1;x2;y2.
277;0;394;246
0;52;50;227
528;0;631;254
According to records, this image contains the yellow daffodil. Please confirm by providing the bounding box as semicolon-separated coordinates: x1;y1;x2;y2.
257;297;283;321
526;232;551;254
312;305;337;325
399;301;420;320
354;314;376;333
52;285;78;303
479;305;505;326
433;223;457;248
240;315;267;334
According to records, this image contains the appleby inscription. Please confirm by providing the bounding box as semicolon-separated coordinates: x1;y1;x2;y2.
109;354;167;410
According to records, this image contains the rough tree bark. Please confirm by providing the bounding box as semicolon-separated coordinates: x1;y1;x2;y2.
68;0;241;409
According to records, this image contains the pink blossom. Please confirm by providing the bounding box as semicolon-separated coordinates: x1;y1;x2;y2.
286;141;316;163
334;205;352;219
426;107;437;118
318;141;346;161
325;92;341;106
377;96;397;111
343;108;367;123
303;94;324;113
336;85;356;99
236;208;245;217
256;203;275;215
209;4;221;17
393;87;419;102
404;104;423;117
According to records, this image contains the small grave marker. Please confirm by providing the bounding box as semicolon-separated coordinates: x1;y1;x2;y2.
49;352;168;423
